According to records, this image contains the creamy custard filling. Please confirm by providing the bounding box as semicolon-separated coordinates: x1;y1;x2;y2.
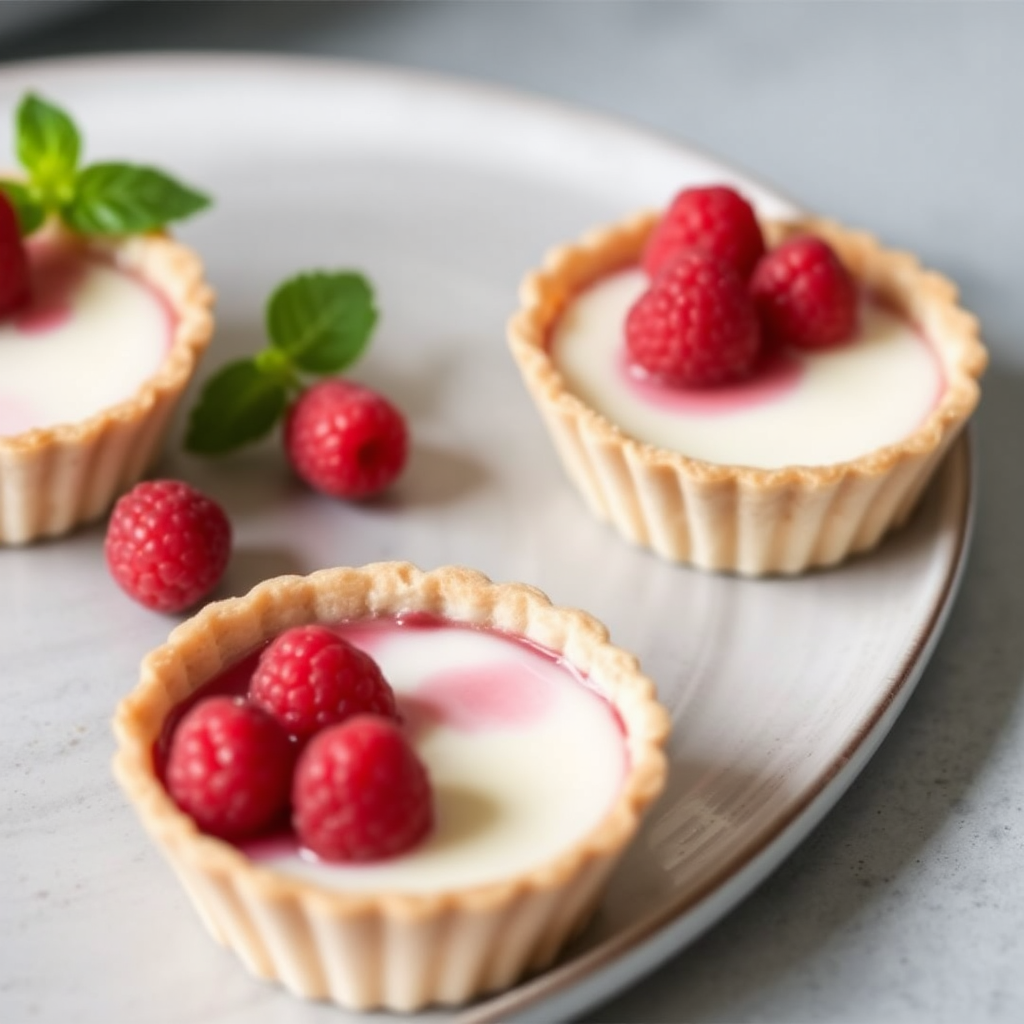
164;618;627;895
551;268;946;469
0;239;174;435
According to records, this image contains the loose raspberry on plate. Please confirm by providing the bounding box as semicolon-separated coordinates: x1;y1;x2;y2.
626;249;762;387
292;715;433;862
642;185;766;282
249;624;399;741
283;379;408;500
165;696;294;840
751;234;859;350
0;191;30;317
105;479;232;613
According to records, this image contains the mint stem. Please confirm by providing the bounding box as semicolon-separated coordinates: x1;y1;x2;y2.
255;348;302;391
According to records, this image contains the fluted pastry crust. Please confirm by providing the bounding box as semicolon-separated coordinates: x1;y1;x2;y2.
507;212;987;574
0;230;214;544
113;562;670;1011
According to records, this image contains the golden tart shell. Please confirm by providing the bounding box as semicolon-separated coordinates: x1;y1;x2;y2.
0;230;214;544
112;562;670;1011
507;213;987;575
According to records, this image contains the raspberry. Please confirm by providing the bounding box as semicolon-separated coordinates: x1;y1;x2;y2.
625;249;761;387
165;696;294;840
0;191;30;317
283;379;408;500
292;715;433;862
642;185;766;281
249;625;398;741
105;479;232;613
750;235;859;350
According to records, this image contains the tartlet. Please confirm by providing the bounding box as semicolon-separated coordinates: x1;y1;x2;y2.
0;230;213;544
507;212;987;575
112;562;670;1011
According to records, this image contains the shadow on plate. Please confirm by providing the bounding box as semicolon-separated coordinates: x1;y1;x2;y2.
394;440;491;508
222;545;309;599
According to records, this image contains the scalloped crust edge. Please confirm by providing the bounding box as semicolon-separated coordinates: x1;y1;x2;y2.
0;231;215;544
112;562;671;1011
507;213;988;575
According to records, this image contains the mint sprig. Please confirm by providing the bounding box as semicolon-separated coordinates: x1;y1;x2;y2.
1;92;211;237
17;93;80;205
185;360;291;456
267;272;377;373
63;163;209;235
186;272;378;455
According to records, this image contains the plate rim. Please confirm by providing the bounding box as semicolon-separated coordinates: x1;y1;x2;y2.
0;49;803;216
465;434;975;1023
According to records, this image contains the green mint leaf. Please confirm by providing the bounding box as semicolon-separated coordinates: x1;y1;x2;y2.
185;359;289;455
266;272;377;374
17;93;80;201
0;179;46;235
62;162;211;235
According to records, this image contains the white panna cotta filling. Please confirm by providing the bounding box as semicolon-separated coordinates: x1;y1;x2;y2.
248;621;627;894
551;269;946;469
0;242;173;435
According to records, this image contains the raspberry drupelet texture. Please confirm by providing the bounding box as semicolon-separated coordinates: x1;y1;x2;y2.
104;479;232;613
249;625;399;741
626;249;762;388
292;715;434;862
0;191;30;317
642;185;766;282
283;379;408;500
750;235;860;351
165;696;294;840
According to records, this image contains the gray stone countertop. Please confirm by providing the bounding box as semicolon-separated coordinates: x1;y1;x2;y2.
2;3;1023;1021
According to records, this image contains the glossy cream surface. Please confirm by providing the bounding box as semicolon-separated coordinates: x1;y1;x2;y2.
0;241;173;435
551;268;946;469
247;619;627;894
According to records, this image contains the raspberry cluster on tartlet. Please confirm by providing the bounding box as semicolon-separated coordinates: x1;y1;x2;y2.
507;201;987;575
112;562;669;1011
0;229;213;544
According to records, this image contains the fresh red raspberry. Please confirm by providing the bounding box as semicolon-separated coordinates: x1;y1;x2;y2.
292;715;433;862
249;625;398;741
105;479;232;613
642;185;766;281
625;249;761;387
0;191;30;317
750;235;860;350
283;379;408;500
165;696;294;840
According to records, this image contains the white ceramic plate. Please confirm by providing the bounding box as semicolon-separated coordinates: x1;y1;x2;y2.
0;55;974;1024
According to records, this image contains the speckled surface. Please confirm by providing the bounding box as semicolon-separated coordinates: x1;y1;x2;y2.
2;4;1023;1023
